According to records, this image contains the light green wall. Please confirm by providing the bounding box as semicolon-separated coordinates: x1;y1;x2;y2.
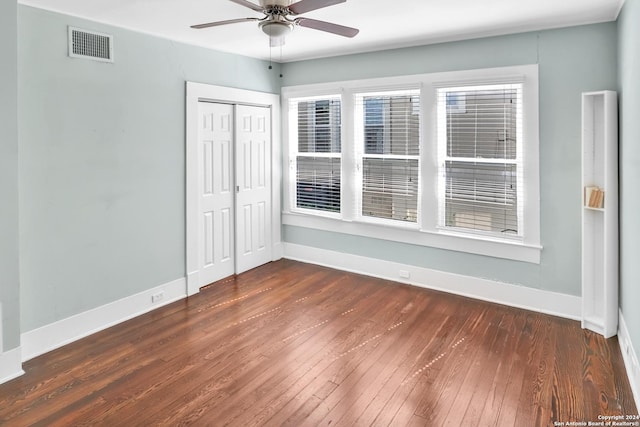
14;4;633;361
18;6;281;332
0;0;20;350
282;23;618;296
618;0;640;365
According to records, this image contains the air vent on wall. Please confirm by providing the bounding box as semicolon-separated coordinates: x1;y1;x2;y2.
68;26;113;63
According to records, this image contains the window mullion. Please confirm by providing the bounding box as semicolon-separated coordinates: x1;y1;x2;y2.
342;91;356;221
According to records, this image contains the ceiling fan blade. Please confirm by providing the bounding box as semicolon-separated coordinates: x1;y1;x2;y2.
288;0;346;15
296;18;359;38
229;0;264;12
191;17;260;29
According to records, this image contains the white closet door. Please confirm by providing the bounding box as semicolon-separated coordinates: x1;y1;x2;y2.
197;102;235;286
235;105;272;274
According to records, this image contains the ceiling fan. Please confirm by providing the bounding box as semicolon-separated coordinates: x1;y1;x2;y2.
191;0;359;46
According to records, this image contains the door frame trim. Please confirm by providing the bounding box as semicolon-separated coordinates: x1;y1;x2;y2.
186;82;281;296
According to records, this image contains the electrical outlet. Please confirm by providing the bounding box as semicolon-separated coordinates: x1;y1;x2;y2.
399;270;410;279
151;291;164;304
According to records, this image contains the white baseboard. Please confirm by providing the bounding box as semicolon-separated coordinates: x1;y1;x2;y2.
272;242;284;262
0;347;24;384
21;277;187;362
186;271;199;296
283;243;581;321
618;310;640;409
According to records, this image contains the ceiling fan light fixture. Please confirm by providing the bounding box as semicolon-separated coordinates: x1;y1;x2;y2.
191;0;359;49
259;20;293;39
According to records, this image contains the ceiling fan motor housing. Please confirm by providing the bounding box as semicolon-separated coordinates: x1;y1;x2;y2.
259;0;295;7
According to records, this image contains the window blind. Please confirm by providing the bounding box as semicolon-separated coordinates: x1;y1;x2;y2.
355;90;420;222
362;158;419;221
291;96;342;213
296;156;341;212
437;84;523;237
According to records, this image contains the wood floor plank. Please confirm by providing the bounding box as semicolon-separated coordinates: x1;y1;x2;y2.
145;273;387;426
370;299;483;426
222;277;399;427
111;302;328;422
478;312;529;426
0;260;636;426
401;304;488;425
307;293;424;425
440;309;508;426
351;297;459;426
513;314;558;426
328;294;442;426
260;306;406;424
459;308;516;425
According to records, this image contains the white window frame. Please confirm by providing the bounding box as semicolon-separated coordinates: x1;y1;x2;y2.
354;89;422;227
436;82;524;240
281;65;541;264
288;95;343;218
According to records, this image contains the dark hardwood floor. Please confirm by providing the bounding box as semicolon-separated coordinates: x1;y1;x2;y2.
1;259;636;426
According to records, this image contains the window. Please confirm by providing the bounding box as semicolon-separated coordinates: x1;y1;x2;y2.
355;90;421;223
290;96;342;214
437;84;522;239
282;65;540;263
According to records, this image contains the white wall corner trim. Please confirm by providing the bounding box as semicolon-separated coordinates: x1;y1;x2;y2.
618;310;640;409
0;347;24;385
283;242;581;321
21;277;187;362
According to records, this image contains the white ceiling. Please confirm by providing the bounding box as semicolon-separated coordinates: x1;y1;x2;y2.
19;0;623;62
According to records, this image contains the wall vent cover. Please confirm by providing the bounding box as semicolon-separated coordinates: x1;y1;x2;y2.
68;27;114;62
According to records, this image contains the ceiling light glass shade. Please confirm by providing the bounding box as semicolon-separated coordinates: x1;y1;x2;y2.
270;36;286;47
260;21;293;39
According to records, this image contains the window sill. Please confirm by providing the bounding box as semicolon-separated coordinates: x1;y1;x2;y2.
282;212;542;264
